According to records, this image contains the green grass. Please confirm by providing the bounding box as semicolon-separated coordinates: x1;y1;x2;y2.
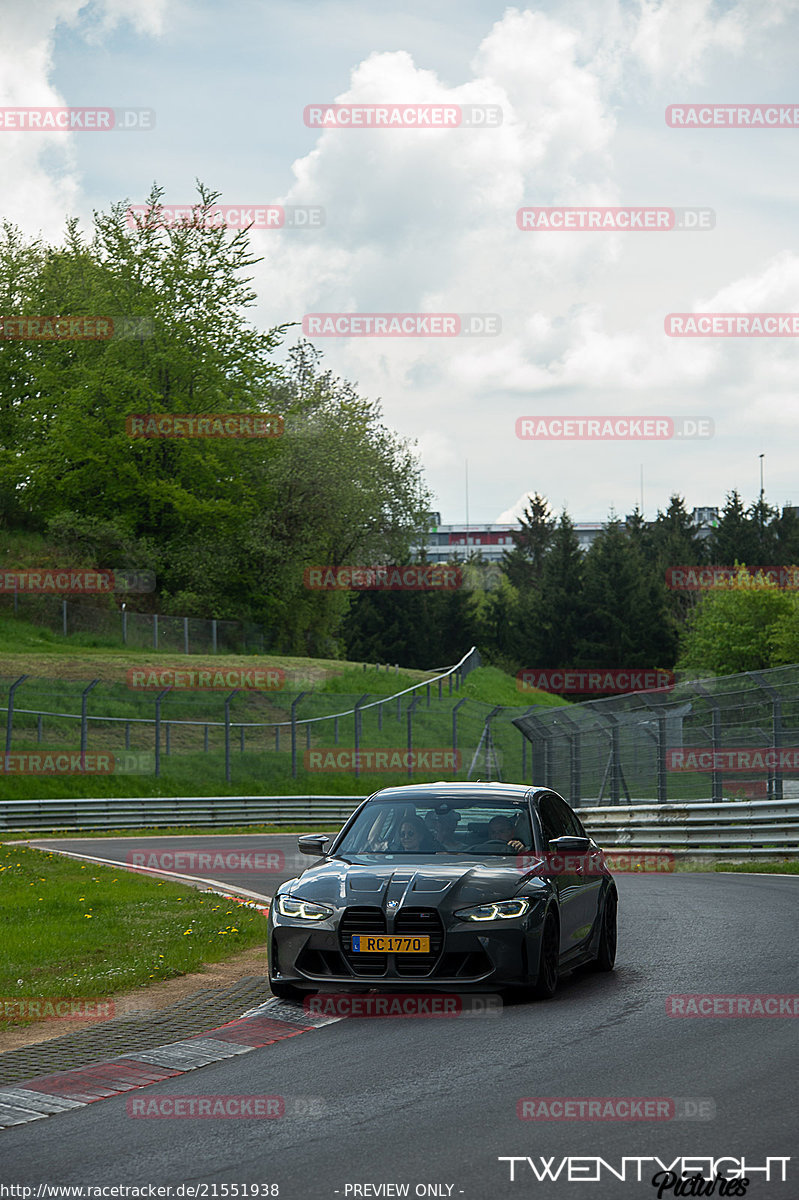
0;842;268;1028
714;860;799;874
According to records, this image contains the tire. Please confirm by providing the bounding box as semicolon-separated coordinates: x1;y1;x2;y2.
269;980;307;1003
529;912;560;999
591;888;617;972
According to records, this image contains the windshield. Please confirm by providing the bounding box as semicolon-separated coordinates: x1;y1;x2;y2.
335;797;534;856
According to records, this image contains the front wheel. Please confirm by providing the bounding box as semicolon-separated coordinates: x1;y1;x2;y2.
591;889;617;972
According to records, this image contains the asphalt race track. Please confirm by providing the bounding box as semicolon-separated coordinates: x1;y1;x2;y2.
1;838;797;1199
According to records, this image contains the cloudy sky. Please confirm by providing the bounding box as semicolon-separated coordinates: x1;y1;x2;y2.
3;0;799;525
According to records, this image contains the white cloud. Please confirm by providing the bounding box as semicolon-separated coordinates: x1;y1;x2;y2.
0;0;166;236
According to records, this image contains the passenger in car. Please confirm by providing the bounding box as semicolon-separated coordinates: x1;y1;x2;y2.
396;815;442;853
425;809;465;850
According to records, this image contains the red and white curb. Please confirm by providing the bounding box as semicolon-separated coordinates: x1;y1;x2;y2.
0;999;340;1129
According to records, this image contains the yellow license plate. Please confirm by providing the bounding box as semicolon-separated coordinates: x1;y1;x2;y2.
351;935;430;953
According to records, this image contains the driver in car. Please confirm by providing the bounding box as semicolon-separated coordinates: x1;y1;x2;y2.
487;815;529;852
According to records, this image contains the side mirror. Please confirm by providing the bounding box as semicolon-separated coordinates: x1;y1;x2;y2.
548;836;591;853
297;833;331;856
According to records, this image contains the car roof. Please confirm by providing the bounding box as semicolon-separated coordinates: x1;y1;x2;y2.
366;782;552;802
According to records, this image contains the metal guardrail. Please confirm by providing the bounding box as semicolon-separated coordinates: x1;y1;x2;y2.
1;794;798;856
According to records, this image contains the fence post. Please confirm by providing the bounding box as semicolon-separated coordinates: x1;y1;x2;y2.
639;695;668;804
154;687;171;778
452;698;467;768
125;721;131;750
426;683;431;708
334;716;338;744
555;710;582;806
212;619;217;654
751;672;784;802
62;600;68;637
354;694;370;780
377;703;383;732
80;680;100;754
224;689;241;783
407;696;418;778
165;723;171;756
183;617;189;655
37;713;43;744
122;607;127;646
153;613;158;650
5;675;29;758
291;692;308;780
693;684;723;804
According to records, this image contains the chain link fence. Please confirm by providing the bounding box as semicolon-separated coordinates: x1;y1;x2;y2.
513;665;799;806
0;594;267;654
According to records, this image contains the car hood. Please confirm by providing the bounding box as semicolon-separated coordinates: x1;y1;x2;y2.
282;854;548;910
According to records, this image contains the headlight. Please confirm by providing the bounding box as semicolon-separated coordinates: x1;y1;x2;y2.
276;895;332;921
455;898;532;922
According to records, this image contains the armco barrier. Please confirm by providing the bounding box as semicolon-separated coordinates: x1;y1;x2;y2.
0;795;797;856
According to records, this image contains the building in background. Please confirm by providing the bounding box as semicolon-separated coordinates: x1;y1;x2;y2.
418;508;720;563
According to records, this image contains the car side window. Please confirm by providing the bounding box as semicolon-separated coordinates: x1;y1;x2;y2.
548;794;584;838
537;794;566;846
537;793;581;845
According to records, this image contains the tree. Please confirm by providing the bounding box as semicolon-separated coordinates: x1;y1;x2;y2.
575;519;674;668
677;568;792;675
707;491;764;566
501;493;555;590
531;511;585;667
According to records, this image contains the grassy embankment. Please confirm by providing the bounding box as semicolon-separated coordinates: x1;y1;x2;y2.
0;842;268;1030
